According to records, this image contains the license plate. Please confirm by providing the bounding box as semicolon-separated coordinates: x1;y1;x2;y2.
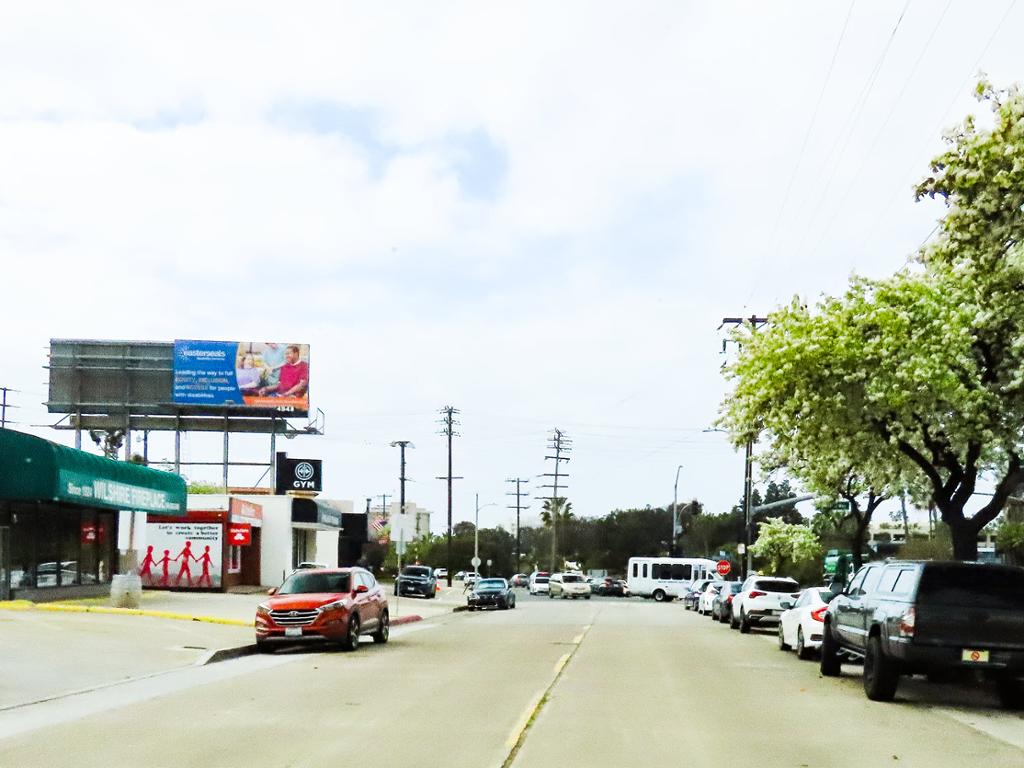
284;627;302;638
962;649;989;663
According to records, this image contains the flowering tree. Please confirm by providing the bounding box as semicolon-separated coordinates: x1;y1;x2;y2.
749;518;821;575
722;83;1024;561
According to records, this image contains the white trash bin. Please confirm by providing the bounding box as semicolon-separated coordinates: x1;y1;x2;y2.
110;573;143;608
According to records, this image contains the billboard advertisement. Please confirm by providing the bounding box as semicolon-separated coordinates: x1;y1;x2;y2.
141;521;223;590
172;340;310;414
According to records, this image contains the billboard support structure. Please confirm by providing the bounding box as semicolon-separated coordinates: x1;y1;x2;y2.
45;339;324;490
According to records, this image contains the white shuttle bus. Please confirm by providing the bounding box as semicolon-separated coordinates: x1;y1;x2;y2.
626;557;720;602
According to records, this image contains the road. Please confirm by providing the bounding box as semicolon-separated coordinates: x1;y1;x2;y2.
1;593;1022;767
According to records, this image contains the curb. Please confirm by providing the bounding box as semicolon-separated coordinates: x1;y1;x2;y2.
392;614;423;626
0;600;251;627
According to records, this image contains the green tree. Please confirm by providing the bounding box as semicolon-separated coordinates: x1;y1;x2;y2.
541;497;573;571
722;82;1024;562
749;518;822;577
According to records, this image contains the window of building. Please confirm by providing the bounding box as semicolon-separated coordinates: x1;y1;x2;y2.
228;545;242;574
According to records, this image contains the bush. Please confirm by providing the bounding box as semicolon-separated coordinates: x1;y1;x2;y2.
996;521;1024;566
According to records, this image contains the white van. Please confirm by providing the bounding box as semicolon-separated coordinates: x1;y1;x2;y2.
528;571;551;595
626;557;720;602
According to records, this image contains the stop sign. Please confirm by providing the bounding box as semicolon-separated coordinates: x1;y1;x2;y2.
716;560;731;576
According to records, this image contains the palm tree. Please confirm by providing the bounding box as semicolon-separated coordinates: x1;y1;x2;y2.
541;497;573;571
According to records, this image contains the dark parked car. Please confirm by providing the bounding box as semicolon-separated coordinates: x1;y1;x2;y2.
394;565;437;598
467;578;516;611
821;560;1024;707
596;578;629;597
712;581;743;622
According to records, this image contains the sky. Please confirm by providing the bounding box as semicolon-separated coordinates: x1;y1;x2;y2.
1;1;1021;534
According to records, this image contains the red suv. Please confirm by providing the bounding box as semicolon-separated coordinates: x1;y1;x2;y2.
255;567;389;652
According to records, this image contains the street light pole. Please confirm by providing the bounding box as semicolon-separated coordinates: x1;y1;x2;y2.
473;494;497;574
672;464;683;556
743;436;753;579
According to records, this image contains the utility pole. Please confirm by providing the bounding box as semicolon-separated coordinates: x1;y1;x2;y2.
672;465;684;556
390;441;414;579
506;477;529;571
436;406;462;587
721;315;768;579
0;387;16;429
538;428;572;573
378;493;391;519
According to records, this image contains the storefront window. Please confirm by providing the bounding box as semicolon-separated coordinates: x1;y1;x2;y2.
97;512;114;584
80;510;99;584
10;505;36;588
36;509;60;588
60;508;81;586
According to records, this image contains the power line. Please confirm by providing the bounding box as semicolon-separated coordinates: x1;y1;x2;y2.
506;477;530;570
0;387;19;429
537;428;572;573
863;0;1019;257
789;0;913;270
745;0;857;307
436;405;462;587
811;0;955;269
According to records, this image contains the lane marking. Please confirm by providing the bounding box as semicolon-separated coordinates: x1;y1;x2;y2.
552;653;571;676
501;618;599;768
504;693;545;750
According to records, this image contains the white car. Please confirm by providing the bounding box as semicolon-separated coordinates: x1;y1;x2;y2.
463;571;480;586
778;586;834;659
548;572;591;599
696;582;723;615
730;575;801;633
528;572;550;594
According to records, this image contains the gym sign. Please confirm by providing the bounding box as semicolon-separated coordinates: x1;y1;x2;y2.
275;453;322;494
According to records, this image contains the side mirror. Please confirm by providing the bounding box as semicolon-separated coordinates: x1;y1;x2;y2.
780;601;792;610
353;584;368;594
267;587;277;596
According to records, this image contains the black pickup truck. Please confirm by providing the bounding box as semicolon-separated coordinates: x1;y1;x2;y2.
820;560;1024;707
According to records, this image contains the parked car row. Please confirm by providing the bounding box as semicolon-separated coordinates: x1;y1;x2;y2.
691;561;1024;709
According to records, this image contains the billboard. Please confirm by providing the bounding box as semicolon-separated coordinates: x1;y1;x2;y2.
141;521;223;590
172;341;310;414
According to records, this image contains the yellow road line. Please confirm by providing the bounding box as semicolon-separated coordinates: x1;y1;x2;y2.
0;601;250;627
552;652;571;676
572;633;584;644
504;692;546;750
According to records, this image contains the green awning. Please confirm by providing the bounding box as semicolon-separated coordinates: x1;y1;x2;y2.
0;430;186;515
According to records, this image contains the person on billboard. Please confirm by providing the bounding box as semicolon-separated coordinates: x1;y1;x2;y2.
138;545;157;585
259;342;286;389
258;345;308;398
174;541;196;587
236;353;261;392
196;545;215;588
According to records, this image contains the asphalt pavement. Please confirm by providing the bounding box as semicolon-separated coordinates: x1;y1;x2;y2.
0;591;1021;767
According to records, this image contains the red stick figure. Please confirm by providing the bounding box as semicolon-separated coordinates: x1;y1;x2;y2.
174;541;195;587
157;550;172;587
138;546;156;585
196;545;215;588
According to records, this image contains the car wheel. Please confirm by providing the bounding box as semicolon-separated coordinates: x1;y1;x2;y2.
819;622;841;677
510;597;516;609
653;589;667;603
863;635;900;701
372;611;390;644
778;623;790;651
739;611;751;634
585;595;591;600
730;610;740;630
996;677;1024;710
340;615;361;652
500;600;509;610
796;627;814;660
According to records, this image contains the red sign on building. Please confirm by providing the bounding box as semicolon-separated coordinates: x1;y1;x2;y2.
81;522;98;545
228;523;252;546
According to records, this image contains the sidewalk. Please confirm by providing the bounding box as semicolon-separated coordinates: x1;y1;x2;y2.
0;583;467;626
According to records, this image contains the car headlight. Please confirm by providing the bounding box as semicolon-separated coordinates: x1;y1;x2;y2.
319;599;348;613
256;603;272;616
